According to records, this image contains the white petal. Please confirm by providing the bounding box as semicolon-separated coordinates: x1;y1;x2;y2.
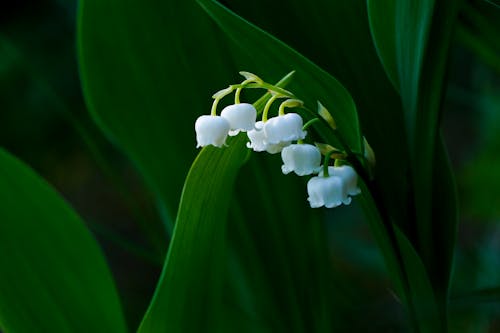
221;103;257;136
330;165;361;196
281;144;321;176
264;113;307;145
247;121;268;152
195;115;230;148
307;174;347;208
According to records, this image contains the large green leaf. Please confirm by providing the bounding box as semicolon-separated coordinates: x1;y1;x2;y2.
77;0;236;227
138;137;248;332
136;80;278;332
0;149;127;333
367;0;460;307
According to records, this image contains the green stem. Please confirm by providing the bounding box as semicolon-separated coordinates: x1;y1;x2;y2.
302;118;320;131
234;79;254;104
230;82;295;98
234;88;242;104
262;95;279;122
278;102;286;116
210;98;220;116
323;150;335;177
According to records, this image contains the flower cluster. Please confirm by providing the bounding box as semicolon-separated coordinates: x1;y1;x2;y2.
194;72;365;209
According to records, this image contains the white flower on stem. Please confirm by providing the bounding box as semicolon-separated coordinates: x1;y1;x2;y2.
281;144;321;176
195;115;230;148
307;174;348;208
264;113;306;145
220;103;257;136
247;121;290;154
307;165;360;208
247;121;267;152
327;165;361;196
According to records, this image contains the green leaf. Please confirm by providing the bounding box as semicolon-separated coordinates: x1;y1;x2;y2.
0;149;127;333
394;226;442;333
366;0;399;91
355;180;407;303
138;138;248;332
457;0;500;74
222;0;413;273
77;0;236;228
137;80;281;332
197;0;363;154
219;0;414;282
367;0;460;309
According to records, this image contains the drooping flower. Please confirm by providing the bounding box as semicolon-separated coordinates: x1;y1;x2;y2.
220;103;257;136
247;121;267;152
281;144;321;176
264;113;307;145
195;115;230;148
328;165;361;196
247;121;290;154
307;174;349;208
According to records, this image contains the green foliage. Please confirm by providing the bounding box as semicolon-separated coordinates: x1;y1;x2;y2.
0;149;127;333
138;138;248;332
0;0;498;332
368;0;460;322
77;0;235;228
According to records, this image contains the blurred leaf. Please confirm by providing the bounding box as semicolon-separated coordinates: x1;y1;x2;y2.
452;287;500;309
457;0;500;74
366;1;399;91
356;180;406;302
78;0;236;229
394;226;442;333
367;0;460;312
0;149;127;333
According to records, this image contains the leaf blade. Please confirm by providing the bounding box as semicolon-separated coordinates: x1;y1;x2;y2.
0;149;127;333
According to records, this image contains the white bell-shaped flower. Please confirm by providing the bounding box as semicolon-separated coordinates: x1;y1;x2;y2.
247;121;267;152
195;115;230;148
281;144;321;176
264;113;307;145
247;121;290;154
221;103;257;136
328;165;361;196
307;174;349;208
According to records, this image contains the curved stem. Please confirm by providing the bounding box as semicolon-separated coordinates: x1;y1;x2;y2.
302;118;320;131
234;88;242;104
210;98;220;116
262;95;279;122
234;79;254;104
